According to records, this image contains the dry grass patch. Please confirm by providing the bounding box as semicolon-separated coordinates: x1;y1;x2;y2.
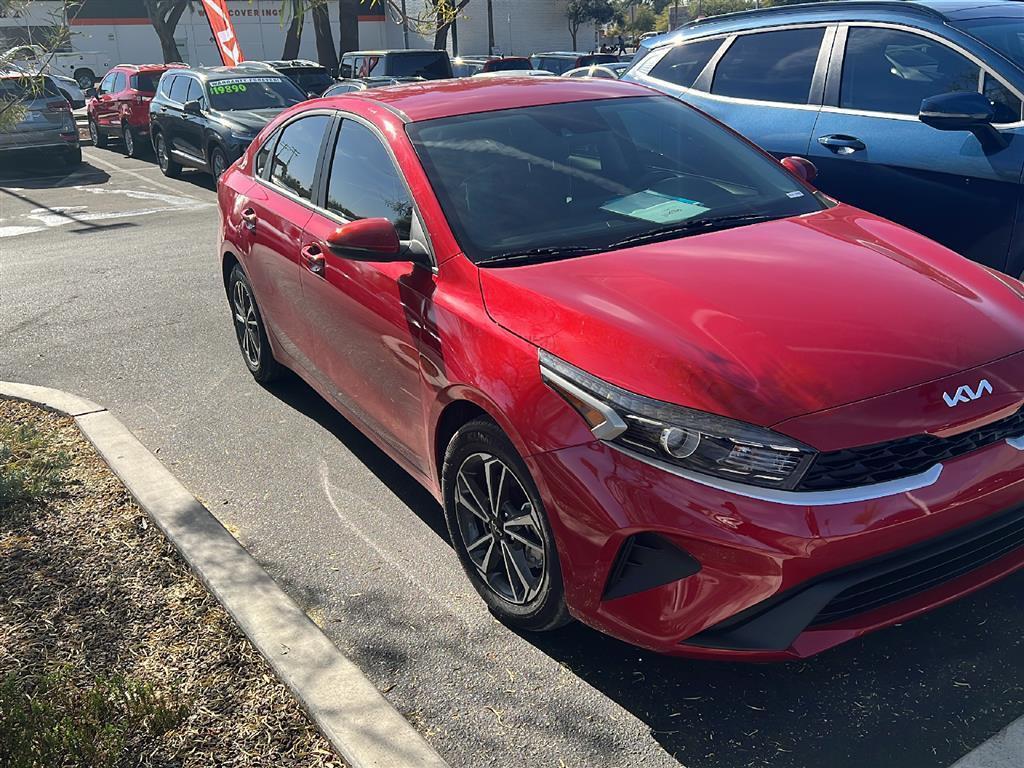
0;399;345;768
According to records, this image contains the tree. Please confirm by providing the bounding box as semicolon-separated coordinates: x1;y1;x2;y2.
430;0;473;52
282;0;305;59
310;1;338;73
566;0;615;50
142;0;192;63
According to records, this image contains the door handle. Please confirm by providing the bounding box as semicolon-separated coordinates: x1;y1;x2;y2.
241;207;257;231
300;244;325;277
817;134;866;154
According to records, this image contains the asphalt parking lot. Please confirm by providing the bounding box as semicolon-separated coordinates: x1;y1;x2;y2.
2;142;1022;768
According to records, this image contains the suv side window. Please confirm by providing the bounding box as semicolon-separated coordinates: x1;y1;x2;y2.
712;28;825;104
650;38;724;89
325;119;412;238
841;27;986;116
269;115;331;200
185;77;203;105
98;72;116;94
112;72;127;93
169;75;191;103
339;58;354;78
158;73;176;98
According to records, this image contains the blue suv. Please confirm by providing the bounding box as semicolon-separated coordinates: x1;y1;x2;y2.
625;1;1024;277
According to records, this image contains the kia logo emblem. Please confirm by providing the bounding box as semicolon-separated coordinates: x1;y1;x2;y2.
943;379;993;408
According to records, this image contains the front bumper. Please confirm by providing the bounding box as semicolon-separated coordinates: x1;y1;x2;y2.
528;435;1024;660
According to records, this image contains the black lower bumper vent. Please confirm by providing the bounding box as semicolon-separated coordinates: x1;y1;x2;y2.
603;532;700;600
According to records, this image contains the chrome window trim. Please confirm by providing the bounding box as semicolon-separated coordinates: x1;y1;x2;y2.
609;443;944;506
830;21;1024;128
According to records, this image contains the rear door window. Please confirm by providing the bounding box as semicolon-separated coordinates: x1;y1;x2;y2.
269;114;331;200
712;28;825;104
650;38;724;88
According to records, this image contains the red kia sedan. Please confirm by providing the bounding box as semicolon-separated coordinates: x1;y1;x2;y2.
218;78;1024;659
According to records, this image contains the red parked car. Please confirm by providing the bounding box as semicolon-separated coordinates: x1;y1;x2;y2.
87;63;182;157
218;78;1024;659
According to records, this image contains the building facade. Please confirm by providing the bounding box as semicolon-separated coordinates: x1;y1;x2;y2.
1;1;597;68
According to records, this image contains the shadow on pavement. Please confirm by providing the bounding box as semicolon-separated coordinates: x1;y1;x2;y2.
0;154;110;189
264;369;1024;768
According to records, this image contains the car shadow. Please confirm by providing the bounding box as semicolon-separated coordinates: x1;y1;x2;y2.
265;368;1024;768
0;155;110;189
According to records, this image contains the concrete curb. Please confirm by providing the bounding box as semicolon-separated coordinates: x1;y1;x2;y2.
952;717;1024;768
1;381;451;768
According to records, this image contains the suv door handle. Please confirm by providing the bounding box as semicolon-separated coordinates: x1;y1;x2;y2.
241;208;257;231
817;134;866;154
300;244;325;277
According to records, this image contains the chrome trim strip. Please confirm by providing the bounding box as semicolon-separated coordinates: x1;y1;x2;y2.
609;443;944;506
1007;436;1024;451
540;366;628;441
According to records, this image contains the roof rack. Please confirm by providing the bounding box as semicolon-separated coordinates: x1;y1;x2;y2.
680;0;947;30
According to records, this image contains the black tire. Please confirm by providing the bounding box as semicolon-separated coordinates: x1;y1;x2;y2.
209;145;228;180
64;147;82;167
155;133;181;178
74;69;95;90
122;123;142;158
88;118;107;149
227;264;280;383
442;418;571;632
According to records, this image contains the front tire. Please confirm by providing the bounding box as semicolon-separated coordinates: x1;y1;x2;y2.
227;265;280;383
155;133;180;178
209;145;228;180
442;418;571;632
74;69;95;90
88;118;107;149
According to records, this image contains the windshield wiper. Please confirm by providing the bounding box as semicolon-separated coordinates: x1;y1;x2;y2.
608;213;780;250
477;245;607;267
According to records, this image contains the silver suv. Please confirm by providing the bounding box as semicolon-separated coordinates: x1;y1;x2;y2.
0;74;81;167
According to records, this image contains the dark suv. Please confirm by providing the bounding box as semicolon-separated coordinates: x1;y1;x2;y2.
625;0;1024;277
149;64;305;179
262;59;336;98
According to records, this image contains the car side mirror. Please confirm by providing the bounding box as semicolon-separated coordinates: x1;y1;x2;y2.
183;99;202;114
86;86;97;98
919;91;1006;149
781;156;817;184
327;218;429;266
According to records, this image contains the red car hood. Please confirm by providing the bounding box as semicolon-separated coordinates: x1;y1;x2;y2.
479;206;1024;428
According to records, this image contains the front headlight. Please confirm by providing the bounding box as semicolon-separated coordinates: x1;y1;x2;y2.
539;351;817;490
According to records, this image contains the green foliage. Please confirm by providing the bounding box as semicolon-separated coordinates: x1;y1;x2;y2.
567;0;617;46
0;669;187;768
0;419;68;517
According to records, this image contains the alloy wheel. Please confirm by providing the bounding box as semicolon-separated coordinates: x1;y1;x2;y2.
454;452;547;605
232;279;261;368
124;127;134;156
157;137;168;171
212;150;226;178
88;119;98;145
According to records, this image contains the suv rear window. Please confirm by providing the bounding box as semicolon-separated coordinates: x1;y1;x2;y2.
485;58;532;72
650;38;723;88
711;28;825;104
387;52;452;80
0;75;62;99
133;72;162;93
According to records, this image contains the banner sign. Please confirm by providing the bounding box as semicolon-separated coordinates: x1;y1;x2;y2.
201;0;244;66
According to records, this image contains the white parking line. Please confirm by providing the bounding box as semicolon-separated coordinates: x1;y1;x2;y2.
84;150;194;195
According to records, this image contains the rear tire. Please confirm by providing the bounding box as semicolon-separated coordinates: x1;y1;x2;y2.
123;123;142;158
88;118;107;149
442;418;572;633
227;265;280;384
155;133;180;178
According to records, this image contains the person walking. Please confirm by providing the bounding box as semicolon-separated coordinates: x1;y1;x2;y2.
617;34;626;54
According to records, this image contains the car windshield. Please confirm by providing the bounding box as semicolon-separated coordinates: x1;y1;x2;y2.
206;76;305;110
956;15;1024;68
288;68;335;93
133;71;162;93
388;52;451;79
407;95;823;264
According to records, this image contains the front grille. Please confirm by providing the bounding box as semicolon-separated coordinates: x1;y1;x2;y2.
797;406;1024;492
810;504;1024;626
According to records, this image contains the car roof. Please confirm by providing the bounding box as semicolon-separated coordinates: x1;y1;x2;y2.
647;0;1022;47
180;64;284;81
343;49;445;56
264;59;322;68
531;51;591;57
330;76;652;122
